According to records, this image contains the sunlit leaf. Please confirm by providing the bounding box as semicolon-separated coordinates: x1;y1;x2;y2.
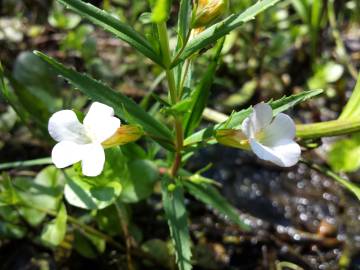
64;148;125;210
172;0;280;66
184;89;323;146
183;38;224;136
34;51;174;151
56;0;162;66
41;203;67;247
340;73;360;119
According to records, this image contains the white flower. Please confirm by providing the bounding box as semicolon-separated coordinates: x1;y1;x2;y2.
242;103;301;167
48;102;121;177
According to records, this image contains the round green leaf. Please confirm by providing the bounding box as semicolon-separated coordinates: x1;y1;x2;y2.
120;160;159;203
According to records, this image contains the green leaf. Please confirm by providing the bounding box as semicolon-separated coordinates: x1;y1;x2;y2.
291;0;309;24
141;239;174;268
13;51;60;112
172;0;280;66
49;2;82;30
184;181;250;231
183;38;224;137
0;221;27;239
34;51;174;151
120;159;159;203
151;0;171;23
56;0;162;66
41;203;67;247
340;73;360;120
0;63;33;132
0;174;21;206
177;0;192;46
328;134;360;172
96;204;122;236
162;177;192;270
307;61;344;89
15;166;65;226
7;77;51;134
64;148;124;210
162;98;192;116
73;230;105;258
184;89;323;146
222;80;257;107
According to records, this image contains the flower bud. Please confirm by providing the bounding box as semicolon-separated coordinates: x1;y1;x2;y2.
193;0;228;28
102;125;144;148
215;129;250;150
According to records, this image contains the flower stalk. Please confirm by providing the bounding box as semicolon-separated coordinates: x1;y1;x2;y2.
296;119;360;139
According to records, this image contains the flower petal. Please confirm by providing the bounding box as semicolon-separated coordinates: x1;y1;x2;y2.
262;113;296;146
84;102;115;123
52;141;83;168
81;143;105;177
242;103;273;138
83;102;121;143
250;138;301;167
48;110;88;143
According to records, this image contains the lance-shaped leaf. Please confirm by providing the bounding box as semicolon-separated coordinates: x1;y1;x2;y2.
184;89;323;146
340;73;360;119
172;0;280;66
34;51;174;151
177;0;192;46
162;177;192;270
183;38;224;137
56;0;162;66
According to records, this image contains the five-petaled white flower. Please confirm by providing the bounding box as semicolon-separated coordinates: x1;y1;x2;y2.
242;103;301;167
48;102;121;177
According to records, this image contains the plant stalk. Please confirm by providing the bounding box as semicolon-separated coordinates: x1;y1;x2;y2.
157;22;178;104
296;119;360;139
157;22;184;176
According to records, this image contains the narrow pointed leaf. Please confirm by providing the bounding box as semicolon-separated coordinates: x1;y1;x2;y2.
183;38;224;136
56;0;162;66
184;89;323;146
162;177;192;270
34;51;174;150
340;73;360;119
177;0;192;46
172;0;280;66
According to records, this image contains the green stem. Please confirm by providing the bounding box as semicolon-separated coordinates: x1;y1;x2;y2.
0;157;52;170
157;22;178;104
157;21;184;176
296;119;360;139
115;202;134;270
